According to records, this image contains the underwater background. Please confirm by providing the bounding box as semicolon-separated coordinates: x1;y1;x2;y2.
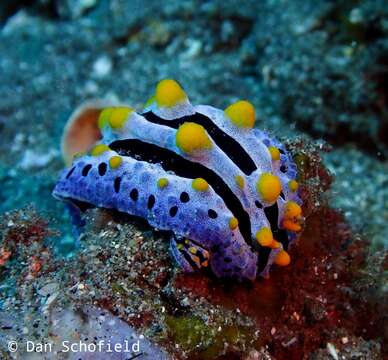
0;0;387;359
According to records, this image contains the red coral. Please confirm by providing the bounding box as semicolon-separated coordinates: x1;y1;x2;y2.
173;207;385;359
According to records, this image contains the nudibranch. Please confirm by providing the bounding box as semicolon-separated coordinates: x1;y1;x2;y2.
53;79;303;280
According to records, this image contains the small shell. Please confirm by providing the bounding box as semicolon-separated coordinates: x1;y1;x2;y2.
61;100;121;165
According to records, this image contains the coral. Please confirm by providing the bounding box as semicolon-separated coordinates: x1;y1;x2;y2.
0;208;56;286
173;207;386;359
0;207;53;251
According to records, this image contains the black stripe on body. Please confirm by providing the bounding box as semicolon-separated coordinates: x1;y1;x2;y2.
256;203;289;273
175;237;209;263
181;251;200;269
109;139;253;248
142;111;257;176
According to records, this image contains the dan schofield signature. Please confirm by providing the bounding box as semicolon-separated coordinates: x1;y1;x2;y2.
7;338;145;359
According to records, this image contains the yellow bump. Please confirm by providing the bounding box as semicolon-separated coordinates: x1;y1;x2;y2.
91;144;110;156
98;108;114;129
268;146;280;161
177;244;184;250
284;201;302;219
155;79;187;107
229;217;239;230
256;173;282;202
175;122;212;154
192;178;209;191
282;219;302;232
144;95;156;108
109;107;133;129
235;175;245;189
188;247;197;255
274;250;291;266
288;180;299;192
255;227;273;247
109;155;122;169
157;178;169;189
224;100;255;129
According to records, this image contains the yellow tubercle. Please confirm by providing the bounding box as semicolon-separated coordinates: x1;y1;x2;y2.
175;122;212;154
255;227;273;247
288;180;299;192
98;108;114;129
192;178;209;191
268;146;280;161
224;100;255;129
157;178;169;189
109;155;122;169
282;202;302;232
229;217;239;230
98;107;133;130
90;144;110;157
188;247;197;255
284;201;302;219
256;173;282;202
109;107;133;129
274;250;291;266
155;79;187;107
235;175;245;189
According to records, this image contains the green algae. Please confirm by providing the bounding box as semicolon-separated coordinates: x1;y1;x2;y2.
166;315;214;351
199;324;253;359
166;314;255;358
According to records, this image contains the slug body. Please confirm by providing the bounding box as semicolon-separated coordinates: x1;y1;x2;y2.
53;80;303;280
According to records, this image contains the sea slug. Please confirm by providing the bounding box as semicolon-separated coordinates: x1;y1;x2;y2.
53;79;303;280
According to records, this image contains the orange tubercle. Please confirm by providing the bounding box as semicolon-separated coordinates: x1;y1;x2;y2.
274;250;291;266
282;219;302;232
284;201;302;219
269;240;281;249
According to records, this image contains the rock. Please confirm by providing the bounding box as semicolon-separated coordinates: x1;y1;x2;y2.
18;148;59;170
54;0;97;19
92;55;113;78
